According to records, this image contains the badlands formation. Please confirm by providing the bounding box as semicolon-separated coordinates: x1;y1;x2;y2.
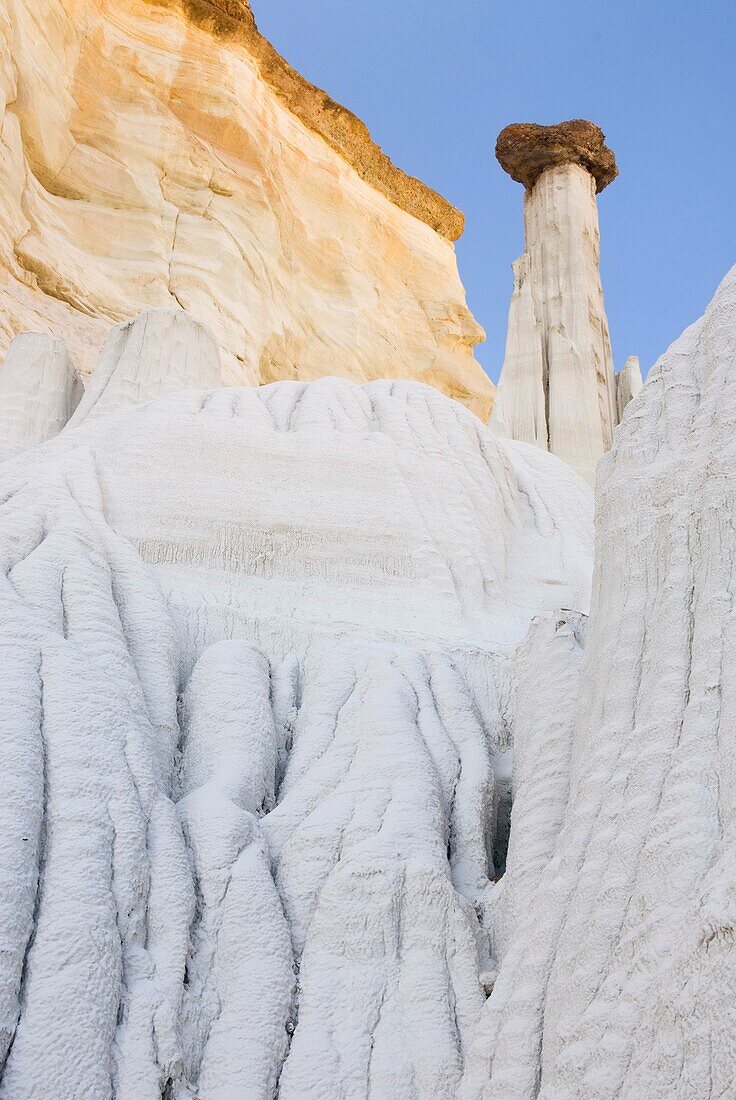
0;308;595;1099
0;5;735;1100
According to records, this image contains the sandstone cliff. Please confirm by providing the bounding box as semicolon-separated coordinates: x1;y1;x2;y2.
0;0;493;417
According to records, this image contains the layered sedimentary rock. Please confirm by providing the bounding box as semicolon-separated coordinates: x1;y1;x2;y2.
491;121;620;483
0;311;590;1097
462;267;736;1098
0;0;493;417
495;119;618;194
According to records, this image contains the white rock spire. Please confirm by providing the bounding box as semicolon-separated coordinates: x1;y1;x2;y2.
616;354;644;418
491;120;622;486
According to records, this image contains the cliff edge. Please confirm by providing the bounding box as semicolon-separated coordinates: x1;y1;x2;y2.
0;0;493;416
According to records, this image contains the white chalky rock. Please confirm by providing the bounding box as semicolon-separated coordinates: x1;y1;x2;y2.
489;253;547;451
0;334;594;1098
487;609;587;964
267;642;491;1098
3;269;736;1097
0;451;190;1098
67;309;221;425
491;163;619;485
176;642;293;1099
60;374;594;659
0;332;81;454
461;266;736;1099
616;353;644;420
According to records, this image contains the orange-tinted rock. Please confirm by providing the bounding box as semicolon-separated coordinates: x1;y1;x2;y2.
158;0;465;240
0;0;493;419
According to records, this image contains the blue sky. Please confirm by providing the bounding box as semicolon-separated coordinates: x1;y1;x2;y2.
255;0;735;384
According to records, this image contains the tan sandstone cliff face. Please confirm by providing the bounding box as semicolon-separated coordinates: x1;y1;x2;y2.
0;0;493;417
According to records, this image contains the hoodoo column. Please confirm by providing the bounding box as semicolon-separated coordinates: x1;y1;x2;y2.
491;120;619;485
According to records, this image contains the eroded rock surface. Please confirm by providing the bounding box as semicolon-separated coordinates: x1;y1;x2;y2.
168;0;465;240
0;332;81;455
491;145;619;485
462;267;736;1099
0;317;591;1097
2;263;736;1096
0;0;492;417
67;309;221;425
616;353;644;419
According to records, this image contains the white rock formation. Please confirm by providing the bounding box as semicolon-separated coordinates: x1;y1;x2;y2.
176;642;293;1098
487;610;587;965
2;263;736;1097
0;315;591;1098
461;266;736;1099
616;353;644;419
491;122;624;484
67;309;221;425
0;332;80;454
489;252;547;451
0;0;493;418
492;161;618;485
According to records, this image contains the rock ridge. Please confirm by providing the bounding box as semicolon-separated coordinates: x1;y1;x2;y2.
154;0;465;239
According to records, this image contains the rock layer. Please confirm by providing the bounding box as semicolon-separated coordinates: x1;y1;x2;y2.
163;0;465;240
67;309;222;425
3;268;736;1095
616;353;644;419
0;0;492;416
0;332;81;454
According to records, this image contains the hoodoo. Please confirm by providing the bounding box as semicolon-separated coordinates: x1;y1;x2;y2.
491;120;623;484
